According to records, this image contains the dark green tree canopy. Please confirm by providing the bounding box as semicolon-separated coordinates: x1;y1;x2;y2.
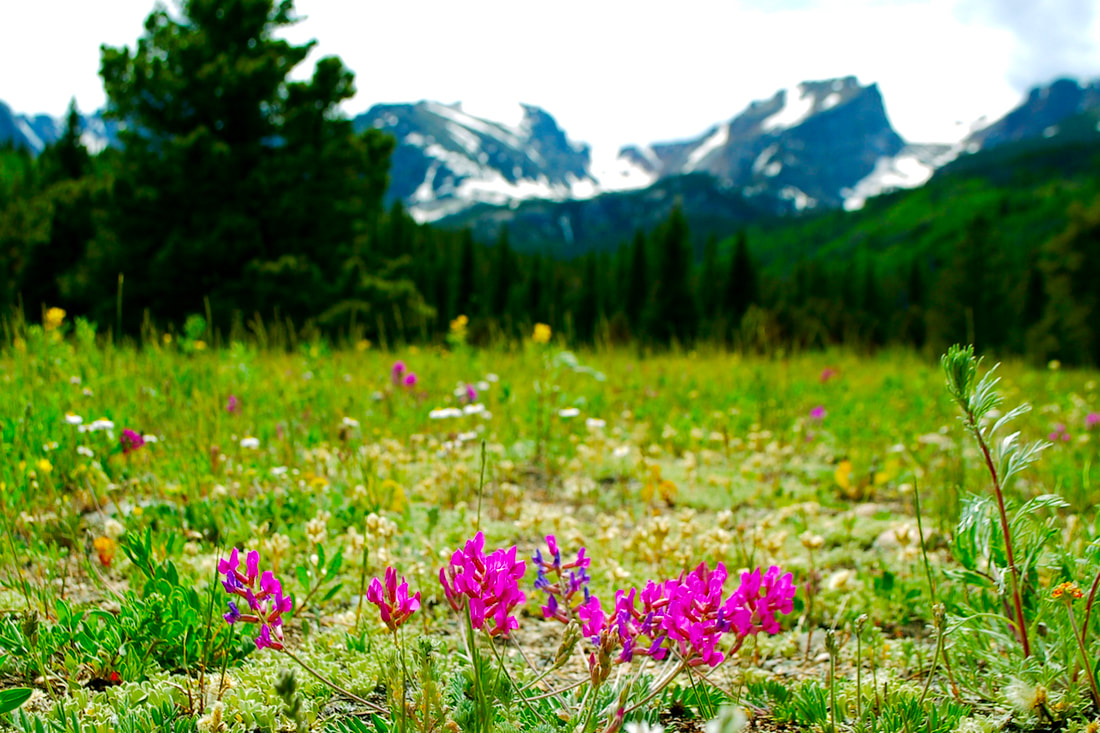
98;0;394;326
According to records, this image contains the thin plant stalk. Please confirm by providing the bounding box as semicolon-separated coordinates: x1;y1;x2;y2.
1063;600;1100;709
280;648;387;716
970;420;1030;657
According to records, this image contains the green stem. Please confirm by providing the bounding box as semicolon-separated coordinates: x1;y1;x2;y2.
1065;601;1100;709
969;413;1030;657
281;648;387;716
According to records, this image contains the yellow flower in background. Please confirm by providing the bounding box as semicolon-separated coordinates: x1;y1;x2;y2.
193;340;207;351
44;307;66;331
36;459;53;475
532;322;551;344
356;339;371;351
450;314;469;333
162;333;172;345
834;460;853;491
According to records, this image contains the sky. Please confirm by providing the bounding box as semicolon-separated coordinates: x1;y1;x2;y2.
3;0;1099;150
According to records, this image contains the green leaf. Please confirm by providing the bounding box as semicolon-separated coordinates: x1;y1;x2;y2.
370;713;390;733
0;687;33;715
321;582;344;603
296;565;310;590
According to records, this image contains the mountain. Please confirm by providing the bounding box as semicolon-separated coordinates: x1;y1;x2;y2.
967;77;1100;149
352;102;597;222
0;101;118;154
617;77;909;210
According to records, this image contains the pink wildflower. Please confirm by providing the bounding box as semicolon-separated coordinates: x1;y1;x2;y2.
391;361;406;386
809;406;826;420
120;429;145;454
218;547;292;650
367;566;421;631
1086;412;1100;429
723;565;797;637
1049;423;1071;442
439;532;526;637
820;368;838;383
403;372;418;388
226;395;240;414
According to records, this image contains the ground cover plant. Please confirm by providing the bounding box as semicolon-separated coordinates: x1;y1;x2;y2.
1;315;1100;732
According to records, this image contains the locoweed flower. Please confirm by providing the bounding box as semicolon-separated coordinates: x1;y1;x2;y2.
120;429;145;454
391;361;406;386
226;395;240;414
367;566;421;631
1049;423;1071;442
533;535;591;623
1086;412;1100;429
439;532;526;637
218;547;293;650
403;372;418;388
723;566;797;637
809;406;826;420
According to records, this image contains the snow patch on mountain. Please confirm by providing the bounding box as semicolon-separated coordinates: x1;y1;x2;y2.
684;123;729;172
842;149;939;210
762;85;814;132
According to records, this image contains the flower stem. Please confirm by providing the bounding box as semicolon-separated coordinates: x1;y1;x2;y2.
1065;602;1100;709
969;413;1031;657
280;648;387;715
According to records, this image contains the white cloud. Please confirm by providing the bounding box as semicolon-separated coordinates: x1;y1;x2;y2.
2;0;1097;148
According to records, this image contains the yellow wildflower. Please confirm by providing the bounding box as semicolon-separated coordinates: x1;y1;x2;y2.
532;322;552;344
36;459;53;475
44;307;66;331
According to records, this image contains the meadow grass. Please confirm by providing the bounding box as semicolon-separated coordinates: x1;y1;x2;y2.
1;324;1099;732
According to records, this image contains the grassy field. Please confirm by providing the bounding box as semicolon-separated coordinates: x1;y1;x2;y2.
1;318;1099;732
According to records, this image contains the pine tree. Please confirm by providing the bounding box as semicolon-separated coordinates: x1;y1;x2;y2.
725;231;757;322
645;205;696;345
698;234;720;323
454;229;477;319
625;229;648;333
490;226;515;321
98;0;394;327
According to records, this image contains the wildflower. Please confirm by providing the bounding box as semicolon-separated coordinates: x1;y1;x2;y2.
559;407;580;418
586;417;606;430
44;307;66;331
342;416;360;428
1051;581;1084;600
367;566;421;631
36;458;52;475
723;566;797;637
1087;412;1100;429
218;547;292;650
403;372;418;388
64;413;83;425
240;436;260;449
819;368;838;383
532;323;552;344
1049;424;1071;442
104;518;125;539
429;407;462;420
439;532;527;637
809;406;826;420
89;418;115;432
391;361;406;385
77;446;94;457
226;395;240;414
93;536;116;566
120;429;145;454
533;535;591;623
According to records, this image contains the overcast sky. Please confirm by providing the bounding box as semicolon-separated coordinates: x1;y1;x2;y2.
3;0;1099;149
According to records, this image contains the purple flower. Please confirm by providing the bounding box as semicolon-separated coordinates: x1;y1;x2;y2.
532;535;591;624
1049;423;1071;442
809;406;826;421
403;372;418;388
226;395;240;414
820;368;838;383
218;547;291;650
723;566;797;637
465;384;477;403
120;429;145;454
1086;412;1100;429
391;361;406;386
367;566;421;631
439;532;526;637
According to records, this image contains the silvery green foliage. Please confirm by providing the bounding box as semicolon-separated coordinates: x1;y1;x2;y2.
941;345;1049;491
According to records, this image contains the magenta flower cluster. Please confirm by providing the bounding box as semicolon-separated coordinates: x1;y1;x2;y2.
219;548;293;650
1049;423;1071;442
367;566;421;631
391;361;417;388
538;533;795;675
120;428;145;454
439;531;526;637
533;535;591;623
226;394;240;414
